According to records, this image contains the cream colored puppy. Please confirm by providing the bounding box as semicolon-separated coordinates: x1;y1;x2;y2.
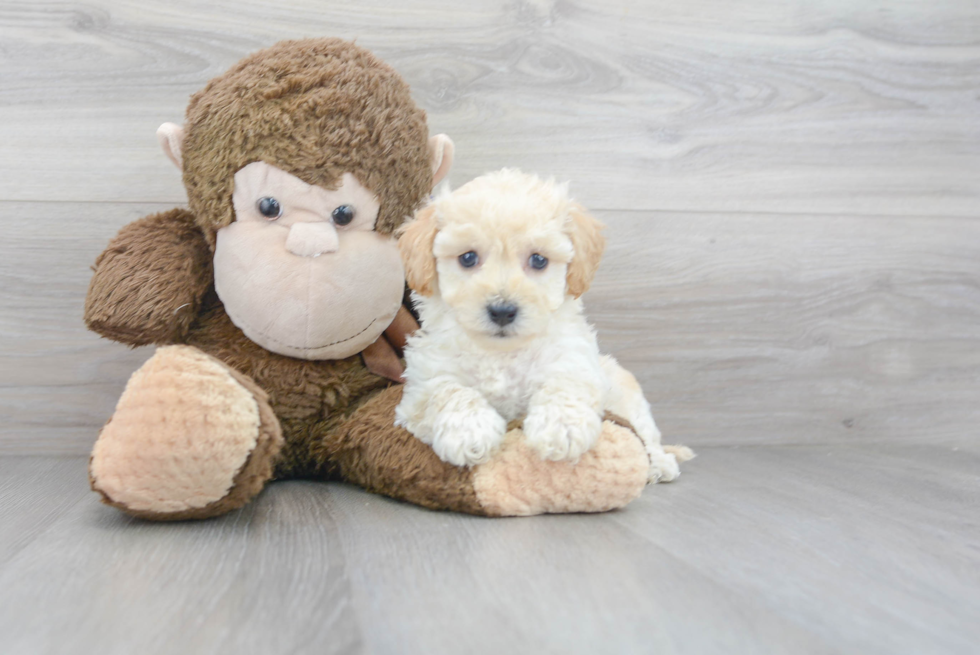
395;169;690;481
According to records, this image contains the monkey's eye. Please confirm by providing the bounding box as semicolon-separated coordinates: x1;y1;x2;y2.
529;253;549;270
458;251;479;268
332;205;355;226
257;197;282;220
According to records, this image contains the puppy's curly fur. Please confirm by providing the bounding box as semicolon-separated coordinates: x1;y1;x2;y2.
395;169;691;480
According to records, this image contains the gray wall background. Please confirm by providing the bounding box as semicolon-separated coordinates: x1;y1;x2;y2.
1;0;978;454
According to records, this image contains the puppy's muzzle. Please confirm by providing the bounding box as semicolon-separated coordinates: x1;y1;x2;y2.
487;302;518;327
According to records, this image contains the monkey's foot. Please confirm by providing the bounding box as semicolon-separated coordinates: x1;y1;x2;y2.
471;420;648;516
90;345;283;520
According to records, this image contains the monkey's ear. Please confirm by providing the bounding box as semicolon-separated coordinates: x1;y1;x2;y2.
398;205;440;296
565;202;606;299
428;134;454;188
156;122;186;170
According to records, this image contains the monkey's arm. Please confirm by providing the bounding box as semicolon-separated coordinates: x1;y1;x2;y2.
322;385;650;516
84;208;213;346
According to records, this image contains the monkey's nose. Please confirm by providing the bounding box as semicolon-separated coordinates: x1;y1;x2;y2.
487;303;519;327
286;222;339;257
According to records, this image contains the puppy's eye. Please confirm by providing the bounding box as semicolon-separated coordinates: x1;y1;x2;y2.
332;205;355;226
257;197;282;220
458;251;479;268
529;253;549;270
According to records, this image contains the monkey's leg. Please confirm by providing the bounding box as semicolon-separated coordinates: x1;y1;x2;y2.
323;385;648;516
89;346;283;520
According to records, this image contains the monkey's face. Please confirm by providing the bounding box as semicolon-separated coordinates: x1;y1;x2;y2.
213;162;405;360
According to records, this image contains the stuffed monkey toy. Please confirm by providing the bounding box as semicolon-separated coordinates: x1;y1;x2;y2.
84;38;650;520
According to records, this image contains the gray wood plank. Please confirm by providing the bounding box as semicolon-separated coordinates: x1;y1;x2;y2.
609;443;980;655
4;202;978;454
0;0;977;216
0;445;977;654
0;457;87;566
589;211;980;448
0;464;362;655
2;2;979;654
0;202;164;454
321;484;835;655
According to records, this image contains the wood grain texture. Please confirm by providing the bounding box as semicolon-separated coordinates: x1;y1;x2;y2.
0;0;977;215
1;3;979;651
589;210;980;448
609;443;980;655
1;202;164;453
2;0;979;454
0;457;88;566
0;445;977;654
0;458;362;655
3;202;977;454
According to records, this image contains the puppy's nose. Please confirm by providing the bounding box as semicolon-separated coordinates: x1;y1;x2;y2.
487;303;518;327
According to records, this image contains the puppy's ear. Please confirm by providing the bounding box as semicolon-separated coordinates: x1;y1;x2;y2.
398;205;440;296
565;202;606;298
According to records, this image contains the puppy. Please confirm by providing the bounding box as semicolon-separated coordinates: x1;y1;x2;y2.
395;169;692;482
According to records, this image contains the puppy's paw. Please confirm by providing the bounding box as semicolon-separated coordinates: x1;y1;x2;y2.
523;403;603;461
431;406;507;467
647;450;680;484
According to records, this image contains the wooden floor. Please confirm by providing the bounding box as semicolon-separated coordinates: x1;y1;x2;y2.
1;445;978;654
1;0;978;653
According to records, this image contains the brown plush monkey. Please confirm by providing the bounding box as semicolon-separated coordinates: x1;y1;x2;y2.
84;38;650;520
